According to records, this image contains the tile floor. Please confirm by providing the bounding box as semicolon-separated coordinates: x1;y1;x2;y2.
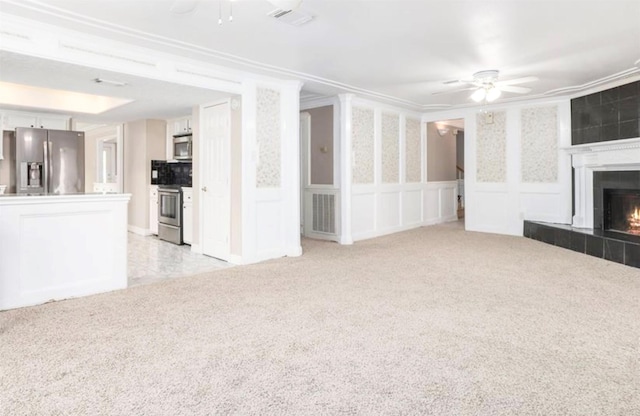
128;233;233;287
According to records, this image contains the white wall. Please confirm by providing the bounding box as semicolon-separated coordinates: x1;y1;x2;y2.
124;119;166;234
341;97;456;243
424;98;573;236
238;80;303;264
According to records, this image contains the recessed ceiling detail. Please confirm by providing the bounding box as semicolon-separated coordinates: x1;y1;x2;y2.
0;81;133;114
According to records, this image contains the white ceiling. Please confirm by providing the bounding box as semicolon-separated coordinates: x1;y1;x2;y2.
0;51;230;123
1;0;640;120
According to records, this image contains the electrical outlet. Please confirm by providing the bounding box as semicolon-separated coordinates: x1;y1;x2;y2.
485;112;494;124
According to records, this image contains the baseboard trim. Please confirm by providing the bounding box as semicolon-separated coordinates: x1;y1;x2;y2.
128;225;152;236
227;254;243;265
286;246;303;257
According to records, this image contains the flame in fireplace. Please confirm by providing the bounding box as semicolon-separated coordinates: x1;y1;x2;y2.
628;206;640;235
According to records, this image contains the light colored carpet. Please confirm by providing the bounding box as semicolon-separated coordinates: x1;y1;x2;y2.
1;222;639;415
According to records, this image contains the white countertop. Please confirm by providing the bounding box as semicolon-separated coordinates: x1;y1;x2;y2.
0;192;131;205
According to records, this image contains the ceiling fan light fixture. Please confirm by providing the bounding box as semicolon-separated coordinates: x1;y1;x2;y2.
486;86;501;102
471;88;486;102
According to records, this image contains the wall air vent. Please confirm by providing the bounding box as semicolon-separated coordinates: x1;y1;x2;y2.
312;193;336;234
267;8;314;26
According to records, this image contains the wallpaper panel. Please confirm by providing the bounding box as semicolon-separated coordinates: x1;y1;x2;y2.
521;106;558;183
476;111;507;183
256;88;281;188
381;112;400;183
352;106;375;184
405;118;421;182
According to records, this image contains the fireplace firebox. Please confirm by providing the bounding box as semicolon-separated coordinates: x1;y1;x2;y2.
604;189;640;235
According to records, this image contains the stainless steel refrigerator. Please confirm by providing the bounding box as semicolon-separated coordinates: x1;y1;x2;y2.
15;127;85;194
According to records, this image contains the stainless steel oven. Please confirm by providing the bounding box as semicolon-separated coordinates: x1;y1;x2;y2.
158;186;182;244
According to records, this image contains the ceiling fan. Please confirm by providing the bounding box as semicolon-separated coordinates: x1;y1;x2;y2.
435;70;538;103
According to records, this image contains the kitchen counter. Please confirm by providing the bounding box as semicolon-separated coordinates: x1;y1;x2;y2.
0;193;131;310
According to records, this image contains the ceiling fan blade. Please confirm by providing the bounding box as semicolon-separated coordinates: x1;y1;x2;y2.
494;76;538;87
498;85;532;94
169;0;199;14
431;87;476;96
443;78;474;85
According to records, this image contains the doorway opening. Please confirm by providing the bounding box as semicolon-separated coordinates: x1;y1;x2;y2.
300;105;339;241
426;119;465;223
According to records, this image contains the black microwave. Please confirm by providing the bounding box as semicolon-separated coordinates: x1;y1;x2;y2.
173;133;192;160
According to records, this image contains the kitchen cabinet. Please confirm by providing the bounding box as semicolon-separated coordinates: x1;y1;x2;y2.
1;110;69;130
182;187;193;245
175;118;192;134
149;185;159;235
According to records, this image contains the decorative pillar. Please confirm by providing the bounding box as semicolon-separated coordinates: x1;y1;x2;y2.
338;93;354;244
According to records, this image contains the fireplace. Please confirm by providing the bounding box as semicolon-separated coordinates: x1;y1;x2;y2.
604;188;640;235
524;141;640;268
593;171;640;233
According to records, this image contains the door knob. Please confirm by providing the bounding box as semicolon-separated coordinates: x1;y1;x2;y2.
201;186;207;192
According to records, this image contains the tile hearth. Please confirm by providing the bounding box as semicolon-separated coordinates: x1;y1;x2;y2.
524;221;640;268
128;233;233;287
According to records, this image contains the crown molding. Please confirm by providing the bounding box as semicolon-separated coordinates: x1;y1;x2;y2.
543;65;640;97
563;137;640;154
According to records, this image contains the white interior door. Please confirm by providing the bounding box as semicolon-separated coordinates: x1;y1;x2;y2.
201;102;230;260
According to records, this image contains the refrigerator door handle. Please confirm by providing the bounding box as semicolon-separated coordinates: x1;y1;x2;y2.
43;141;49;194
48;141;53;193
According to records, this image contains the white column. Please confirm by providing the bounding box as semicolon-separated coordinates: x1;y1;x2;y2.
338;94;354;244
572;152;594;229
282;80;304;257
240;80;258;263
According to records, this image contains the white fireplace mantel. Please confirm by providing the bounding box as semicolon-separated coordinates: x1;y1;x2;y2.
564;137;640;228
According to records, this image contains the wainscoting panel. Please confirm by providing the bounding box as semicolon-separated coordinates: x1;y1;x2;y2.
466;191;510;234
255;190;284;261
440;185;456;219
424;181;457;225
377;191;401;231
402;189;423;226
520;190;566;223
352;191;376;239
351;182;456;242
424;187;441;224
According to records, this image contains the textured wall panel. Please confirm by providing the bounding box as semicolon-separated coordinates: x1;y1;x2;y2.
381;112;400;183
352;106;375;184
521;106;558;183
256;88;281;188
405;118;421;182
476;111;507;183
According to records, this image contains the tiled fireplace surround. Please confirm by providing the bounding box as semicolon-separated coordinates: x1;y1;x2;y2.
524;137;640;268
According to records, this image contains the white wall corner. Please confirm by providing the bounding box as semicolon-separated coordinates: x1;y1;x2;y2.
338;93;354;245
240;80;258;261
281;81;302;258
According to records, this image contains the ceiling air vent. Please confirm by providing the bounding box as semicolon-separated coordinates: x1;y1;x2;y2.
267;8;314;26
